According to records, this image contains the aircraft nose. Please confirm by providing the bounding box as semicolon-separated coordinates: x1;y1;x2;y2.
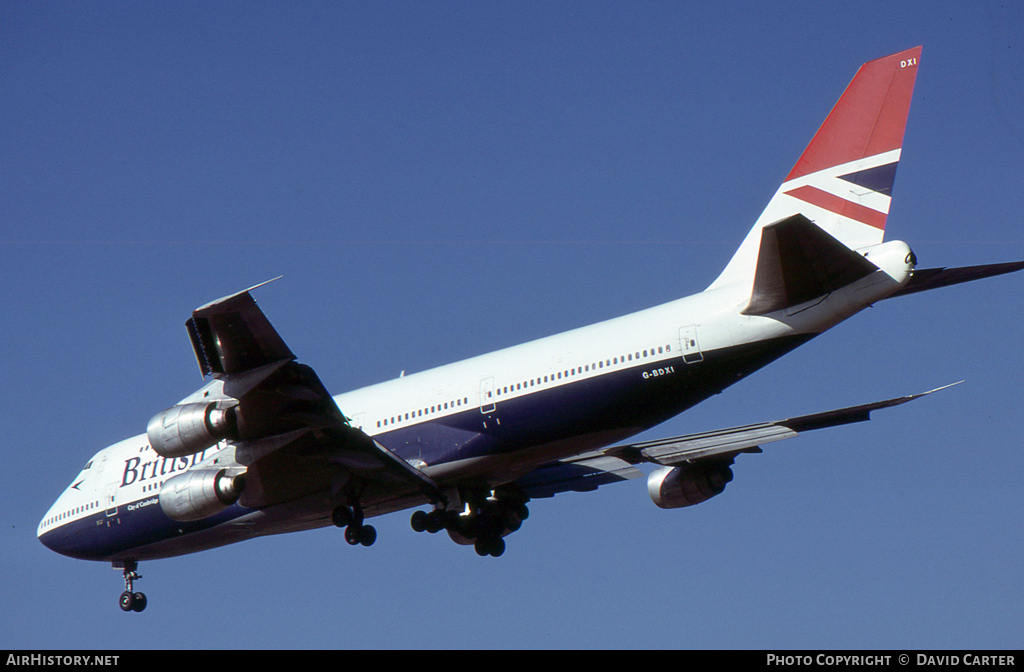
38;516;63;553
37;504;104;560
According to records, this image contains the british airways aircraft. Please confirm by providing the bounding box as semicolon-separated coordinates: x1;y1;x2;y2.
38;47;1023;612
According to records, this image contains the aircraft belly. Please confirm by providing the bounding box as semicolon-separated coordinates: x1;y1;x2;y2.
40;497;253;562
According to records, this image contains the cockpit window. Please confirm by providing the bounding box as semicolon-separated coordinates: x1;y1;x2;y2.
84;460;93;470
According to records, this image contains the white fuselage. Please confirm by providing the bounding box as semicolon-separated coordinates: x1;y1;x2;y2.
38;244;913;562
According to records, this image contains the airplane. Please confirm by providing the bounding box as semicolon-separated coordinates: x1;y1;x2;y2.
38;46;1024;613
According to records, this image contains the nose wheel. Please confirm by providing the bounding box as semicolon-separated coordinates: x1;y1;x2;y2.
116;560;147;612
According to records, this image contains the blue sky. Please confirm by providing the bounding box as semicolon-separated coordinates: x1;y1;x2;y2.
2;1;1022;649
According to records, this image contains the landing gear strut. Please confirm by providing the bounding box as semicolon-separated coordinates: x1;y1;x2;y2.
411;491;529;558
116;560;147;613
332;502;376;547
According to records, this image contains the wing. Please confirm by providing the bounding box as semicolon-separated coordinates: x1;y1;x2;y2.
515;454;644;499
174;281;442;510
512;383;959;497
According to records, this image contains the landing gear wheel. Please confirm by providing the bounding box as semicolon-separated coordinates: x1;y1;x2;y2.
345;525;362;545
332;505;353;528
117;560;145;613
410;510;428;533
359;525;377;547
475;535;504;557
425;511;444;534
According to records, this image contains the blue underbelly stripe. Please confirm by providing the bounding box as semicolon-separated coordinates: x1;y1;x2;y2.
42;333;814;562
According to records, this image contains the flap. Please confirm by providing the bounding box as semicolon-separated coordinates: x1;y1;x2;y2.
606;383;960;467
515;454;643;499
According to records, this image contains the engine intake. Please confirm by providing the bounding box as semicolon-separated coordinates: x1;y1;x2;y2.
647;463;733;509
147;403;237;459
159;469;246;522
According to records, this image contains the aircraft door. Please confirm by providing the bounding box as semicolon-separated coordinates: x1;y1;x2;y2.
679;325;703;364
480;377;496;413
104;481;119;517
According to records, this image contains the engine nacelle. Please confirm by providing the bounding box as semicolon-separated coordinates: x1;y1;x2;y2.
147;402;237;459
159;469;246;522
647;463;733;509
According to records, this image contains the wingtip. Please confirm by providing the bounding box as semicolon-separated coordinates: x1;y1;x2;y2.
194;276;284;313
922;380;964;395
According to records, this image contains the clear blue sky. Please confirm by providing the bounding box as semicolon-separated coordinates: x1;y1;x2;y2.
2;1;1021;649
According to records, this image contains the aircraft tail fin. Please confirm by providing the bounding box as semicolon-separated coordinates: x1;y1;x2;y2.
709;47;921;293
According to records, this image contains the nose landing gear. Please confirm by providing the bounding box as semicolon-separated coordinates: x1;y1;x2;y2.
115;560;146;613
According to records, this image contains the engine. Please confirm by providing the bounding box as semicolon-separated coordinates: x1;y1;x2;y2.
159;469;246;522
147;402;237;459
647;463;733;509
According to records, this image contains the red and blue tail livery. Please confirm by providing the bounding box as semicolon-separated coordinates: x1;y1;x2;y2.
711;46;921;291
38;48;1022;612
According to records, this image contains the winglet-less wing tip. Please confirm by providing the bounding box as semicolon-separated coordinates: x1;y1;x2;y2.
194;276;284;314
779;381;962;433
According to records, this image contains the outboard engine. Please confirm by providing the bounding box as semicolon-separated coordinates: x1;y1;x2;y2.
647;462;734;509
147;403;237;459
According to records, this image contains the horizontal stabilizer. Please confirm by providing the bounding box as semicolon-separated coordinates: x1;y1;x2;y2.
743;214;879;315
887;261;1024;298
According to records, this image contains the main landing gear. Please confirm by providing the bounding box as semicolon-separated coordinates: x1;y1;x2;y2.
332;502;376;547
410;491;529;558
116;560;147;613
